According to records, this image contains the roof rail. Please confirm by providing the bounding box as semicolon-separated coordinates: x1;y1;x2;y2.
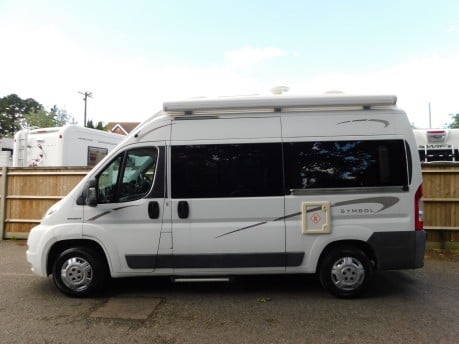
163;94;397;114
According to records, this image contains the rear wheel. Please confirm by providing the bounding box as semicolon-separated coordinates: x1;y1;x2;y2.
52;247;108;297
319;247;373;298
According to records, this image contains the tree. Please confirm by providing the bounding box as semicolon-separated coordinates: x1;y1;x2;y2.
25;108;56;128
85;120;105;131
0;94;42;137
448;114;459;129
1;94;74;135
50;105;70;127
12;104;70;130
86;119;95;128
95;121;105;130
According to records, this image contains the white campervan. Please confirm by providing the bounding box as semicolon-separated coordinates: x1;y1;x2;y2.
13;125;123;167
26;94;426;298
413;128;459;162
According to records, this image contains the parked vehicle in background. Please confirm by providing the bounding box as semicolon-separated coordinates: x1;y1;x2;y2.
26;94;426;298
0;137;13;166
414;128;459;163
13;125;124;167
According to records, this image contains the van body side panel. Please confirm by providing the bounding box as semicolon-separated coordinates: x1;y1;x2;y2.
170;117;288;273
285;192;415;273
170;116;281;141
281;110;424;273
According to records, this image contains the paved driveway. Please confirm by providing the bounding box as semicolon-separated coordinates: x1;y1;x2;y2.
0;241;458;344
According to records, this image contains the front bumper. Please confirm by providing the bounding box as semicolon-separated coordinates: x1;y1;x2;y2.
26;224;51;277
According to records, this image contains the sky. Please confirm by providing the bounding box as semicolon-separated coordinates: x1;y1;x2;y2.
0;0;458;128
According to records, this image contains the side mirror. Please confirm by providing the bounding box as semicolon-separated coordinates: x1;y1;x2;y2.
86;179;98;207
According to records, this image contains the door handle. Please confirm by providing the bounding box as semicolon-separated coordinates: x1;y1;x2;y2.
148;201;160;219
177;201;189;219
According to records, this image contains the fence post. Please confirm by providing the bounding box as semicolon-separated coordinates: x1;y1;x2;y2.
0;166;7;240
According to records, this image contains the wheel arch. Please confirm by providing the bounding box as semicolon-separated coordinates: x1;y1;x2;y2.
317;239;377;272
46;239;110;276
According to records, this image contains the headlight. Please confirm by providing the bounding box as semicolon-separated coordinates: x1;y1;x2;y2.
44;200;62;218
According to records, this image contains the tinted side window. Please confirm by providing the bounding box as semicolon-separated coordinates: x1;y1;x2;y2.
171;143;283;198
284;140;408;190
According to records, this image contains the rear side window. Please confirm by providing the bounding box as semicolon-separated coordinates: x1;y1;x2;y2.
87;146;108;167
171;143;283;198
284;140;408;191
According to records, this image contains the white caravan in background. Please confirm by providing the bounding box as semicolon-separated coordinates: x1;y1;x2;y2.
413;128;459;163
13;125;124;167
0;138;13;166
26;94;426;298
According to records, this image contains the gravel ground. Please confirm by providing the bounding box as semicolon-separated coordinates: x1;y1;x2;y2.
0;241;458;344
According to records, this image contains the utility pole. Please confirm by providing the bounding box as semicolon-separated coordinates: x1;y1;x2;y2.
428;102;432;129
78;91;93;127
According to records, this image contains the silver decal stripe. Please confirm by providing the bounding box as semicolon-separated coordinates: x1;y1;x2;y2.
112;205;137;211
87;205;138;221
337;119;390;127
216;197;399;238
215;221;268;238
333;196;399;213
87;211;112;221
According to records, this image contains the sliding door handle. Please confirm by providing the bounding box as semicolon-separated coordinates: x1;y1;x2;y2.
177;201;189;219
148;201;160;219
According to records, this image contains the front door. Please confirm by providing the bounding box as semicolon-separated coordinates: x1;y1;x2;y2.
83;144;167;273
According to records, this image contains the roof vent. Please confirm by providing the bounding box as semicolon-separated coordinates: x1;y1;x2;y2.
270;86;290;95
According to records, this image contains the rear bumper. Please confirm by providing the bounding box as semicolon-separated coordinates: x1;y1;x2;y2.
367;230;426;270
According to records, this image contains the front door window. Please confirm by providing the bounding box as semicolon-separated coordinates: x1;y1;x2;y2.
97;147;158;203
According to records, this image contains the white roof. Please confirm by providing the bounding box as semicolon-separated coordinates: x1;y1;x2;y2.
163;94;397;113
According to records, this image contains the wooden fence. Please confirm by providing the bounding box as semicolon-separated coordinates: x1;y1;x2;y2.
0;167;90;239
0;165;458;248
422;164;459;249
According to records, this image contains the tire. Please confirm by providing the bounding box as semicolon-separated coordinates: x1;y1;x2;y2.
319;247;373;298
52;247;108;297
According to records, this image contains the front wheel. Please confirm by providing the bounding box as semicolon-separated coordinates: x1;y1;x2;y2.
319;247;373;298
52;247;108;297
